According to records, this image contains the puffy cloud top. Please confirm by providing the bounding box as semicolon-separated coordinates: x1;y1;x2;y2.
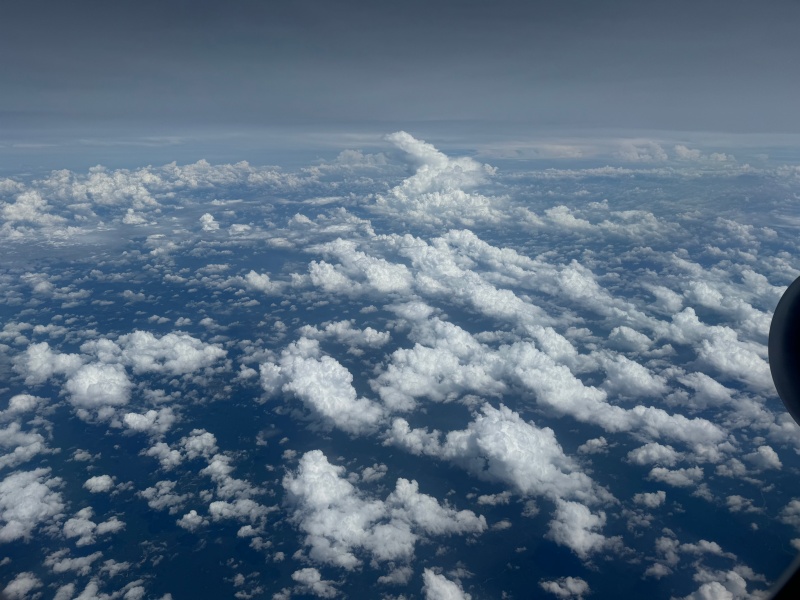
283;450;485;570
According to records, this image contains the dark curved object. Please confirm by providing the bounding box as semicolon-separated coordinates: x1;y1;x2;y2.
769;275;800;426
769;274;800;599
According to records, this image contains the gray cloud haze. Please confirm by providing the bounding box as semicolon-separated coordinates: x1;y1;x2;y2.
3;0;800;170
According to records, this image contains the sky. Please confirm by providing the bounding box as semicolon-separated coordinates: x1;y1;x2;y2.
4;0;800;171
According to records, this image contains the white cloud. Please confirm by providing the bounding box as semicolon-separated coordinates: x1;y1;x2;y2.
242;270;283;295
265;339;385;434
377;566;413;585
608;326;653;352
3;572;42;599
780;499;800;529
667;308;772;393
374;310;724;450
743;445;782;471
44;549;103;576
84;475;115;493
143;441;183;470
2;394;42;415
725;495;761;514
1;190;66;227
674;145;735;164
177;510;208;532
181;429;218;460
0;422;51;470
422;569;471;600
677;566;760;600
648;467;704;488
14;341;82;385
208;498;273;526
386;403;601;504
476;491;512;506
123;408;176;436
63;507;97;546
539;576;591;599
200;213;220;231
545;499;618;559
110;330;227;375
577;437;608;455
298;320;390;350
627;443;682;467
0;131;792;596
66;363;131;410
597;352;668;398
308;238;414;297
139;481;190;515
283;450;485;570
674;145;703;161
615;140;668;162
63;507;125;546
0;468;64;542
375;132;501;226
291;568;338;599
675;372;734;408
633;491;667;508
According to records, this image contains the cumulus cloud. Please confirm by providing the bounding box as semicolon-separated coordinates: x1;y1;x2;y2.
242;270;283;295
14;341;82;385
66;363;131;410
63;507;125;546
200;213;220;231
262;339;385;434
2;571;42;599
577;437;608;455
608;326;652;352
177;510;208;532
539;576;591;599
103;330;227;375
674;144;735;164
291;568;339;599
627;443;682;467
725;495;761;514
15;330;226;423
677;566;761;600
307;238;414;298
298;320;390;351
743;445;782;471
123;408;176;436
633;491;667;508
283;450;485;570
375;132;501;226
615;140;668;162
180;429;219;460
83;475;115;493
386;403;601;504
546;499;618;560
143;441;183;470
139;481;190;515
44;549;103;576
422;569;471;600
648;467;704;488
2;394;42;416
0;422;52;470
0;131;792;597
0;468;64;542
597;352;668;398
373;307;724;450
